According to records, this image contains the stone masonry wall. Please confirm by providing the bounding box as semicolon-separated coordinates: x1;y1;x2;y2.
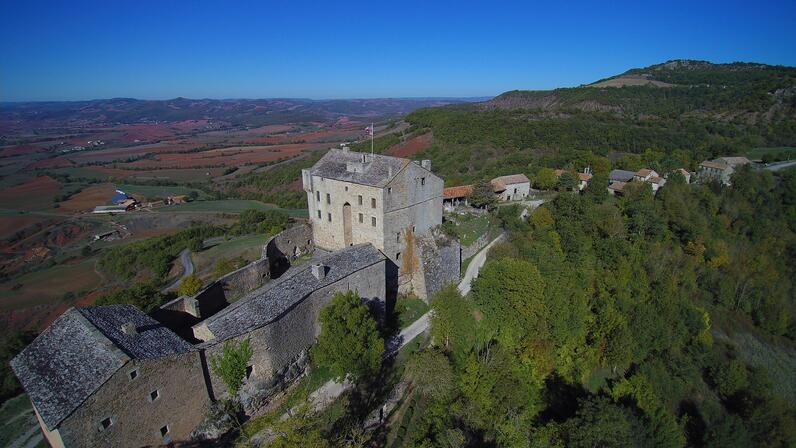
202;259;387;412
461;231;490;260
417;230;461;301
58;352;209;447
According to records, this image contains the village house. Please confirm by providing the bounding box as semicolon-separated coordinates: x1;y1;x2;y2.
576;172;593;191
608;181;626;196
443;185;473;211
609;169;636;184
490;174;530;201
698;156;751;185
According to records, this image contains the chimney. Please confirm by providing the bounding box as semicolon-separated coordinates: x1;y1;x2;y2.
121;322;138;335
421;160;432;171
311;263;327;281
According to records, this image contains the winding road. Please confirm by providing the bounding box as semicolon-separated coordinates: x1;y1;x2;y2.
162;248;194;292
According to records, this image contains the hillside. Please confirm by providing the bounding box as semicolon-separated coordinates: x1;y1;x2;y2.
0;97;481;134
401;61;796;184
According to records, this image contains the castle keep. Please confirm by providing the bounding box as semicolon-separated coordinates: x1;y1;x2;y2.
11;148;458;447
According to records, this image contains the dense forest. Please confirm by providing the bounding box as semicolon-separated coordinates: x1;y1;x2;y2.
267;165;795;448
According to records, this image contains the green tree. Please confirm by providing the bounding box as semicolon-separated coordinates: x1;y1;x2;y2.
311;291;384;381
562;397;649;447
557;171;578;191
405;349;455;402
209;337;253;397
178;274;203;297
469;180;497;209
535;168;558;190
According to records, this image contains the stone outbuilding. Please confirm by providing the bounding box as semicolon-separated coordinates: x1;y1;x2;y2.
698;156;750;185
11;305;209;448
490;174;530;201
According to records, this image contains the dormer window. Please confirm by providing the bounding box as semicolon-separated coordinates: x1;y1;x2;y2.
99;417;113;431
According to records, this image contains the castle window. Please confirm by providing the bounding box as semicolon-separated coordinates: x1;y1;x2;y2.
371;217;376;227
245;365;253;379
421;177;426;186
149;389;160;402
371;198;376;208
396;252;401;261
387;187;392;194
99;417;113;431
396;232;400;242
345;186;349;191
358;195;363;205
160;425;170;437
327;213;332;222
358;213;363;223
326;193;331;204
128;369;139;381
316;191;320;202
317;210;321;219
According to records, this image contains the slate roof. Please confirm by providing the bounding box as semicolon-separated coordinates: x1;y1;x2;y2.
700;160;728;170
609;169;636;182
308;148;417;188
718;156;751;167
198;243;386;342
10;305;192;430
443;185;473;199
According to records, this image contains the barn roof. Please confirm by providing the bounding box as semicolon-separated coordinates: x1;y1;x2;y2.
443;185;473;199
491;174;530;191
197;243;386;342
11;305;192;430
609;169;636;182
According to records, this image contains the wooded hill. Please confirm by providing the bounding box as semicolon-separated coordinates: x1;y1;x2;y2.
404;60;796;185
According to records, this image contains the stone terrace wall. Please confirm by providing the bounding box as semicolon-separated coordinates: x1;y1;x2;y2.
417;231;461;301
460;231;490;260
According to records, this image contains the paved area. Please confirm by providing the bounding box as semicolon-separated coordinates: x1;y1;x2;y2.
458;232;506;296
764;160;796;172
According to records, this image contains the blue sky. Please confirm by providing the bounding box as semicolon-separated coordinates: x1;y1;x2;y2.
1;0;795;101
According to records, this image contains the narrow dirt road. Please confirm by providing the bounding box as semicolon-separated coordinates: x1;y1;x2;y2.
162;248;194;292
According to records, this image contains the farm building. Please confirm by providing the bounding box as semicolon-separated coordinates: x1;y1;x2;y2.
443;185;473;210
490;174;530;201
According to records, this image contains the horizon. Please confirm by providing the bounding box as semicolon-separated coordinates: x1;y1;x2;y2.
2;0;796;102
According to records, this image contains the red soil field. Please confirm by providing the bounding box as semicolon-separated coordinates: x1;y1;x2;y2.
120;143;318;168
388;132;433;158
57;183;116;213
2;175;61;195
0;215;47;240
0;144;43;157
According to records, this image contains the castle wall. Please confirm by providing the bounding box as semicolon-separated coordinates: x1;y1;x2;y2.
202;259;387;411
56;352;209;447
306;176;385;252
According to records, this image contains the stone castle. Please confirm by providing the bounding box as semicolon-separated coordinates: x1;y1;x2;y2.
11;149;460;447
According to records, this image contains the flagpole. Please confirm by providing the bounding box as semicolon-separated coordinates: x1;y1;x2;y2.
370;122;374;156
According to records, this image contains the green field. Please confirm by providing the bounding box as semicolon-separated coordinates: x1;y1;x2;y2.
746;147;796;160
159;199;308;217
116;183;207;200
192;233;270;280
448;213;492;246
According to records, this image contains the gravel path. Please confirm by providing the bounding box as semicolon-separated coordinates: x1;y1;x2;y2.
457;232;506;296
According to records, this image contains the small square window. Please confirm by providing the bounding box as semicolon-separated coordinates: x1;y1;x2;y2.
371;217;376;227
326;193;331;204
317;210;321;219
358;195;363;205
358;213;363;223
371;198;376;208
99;417;113;431
327;213;332;222
149;389;160;402
128;369;138;381
160;425;169;437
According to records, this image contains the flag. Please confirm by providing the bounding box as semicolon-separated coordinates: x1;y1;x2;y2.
364;125;373;136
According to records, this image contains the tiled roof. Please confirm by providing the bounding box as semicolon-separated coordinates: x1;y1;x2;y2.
198;244;386;342
608;181;626;191
700;160;728;170
11;305;192;430
443;185;473;199
309;148;418;188
492;174;530;185
649;176;666;185
636;168;652;177
577;172;593;181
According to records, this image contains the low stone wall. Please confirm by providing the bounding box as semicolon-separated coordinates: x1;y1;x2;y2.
262;223;313;277
461;231;490;260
